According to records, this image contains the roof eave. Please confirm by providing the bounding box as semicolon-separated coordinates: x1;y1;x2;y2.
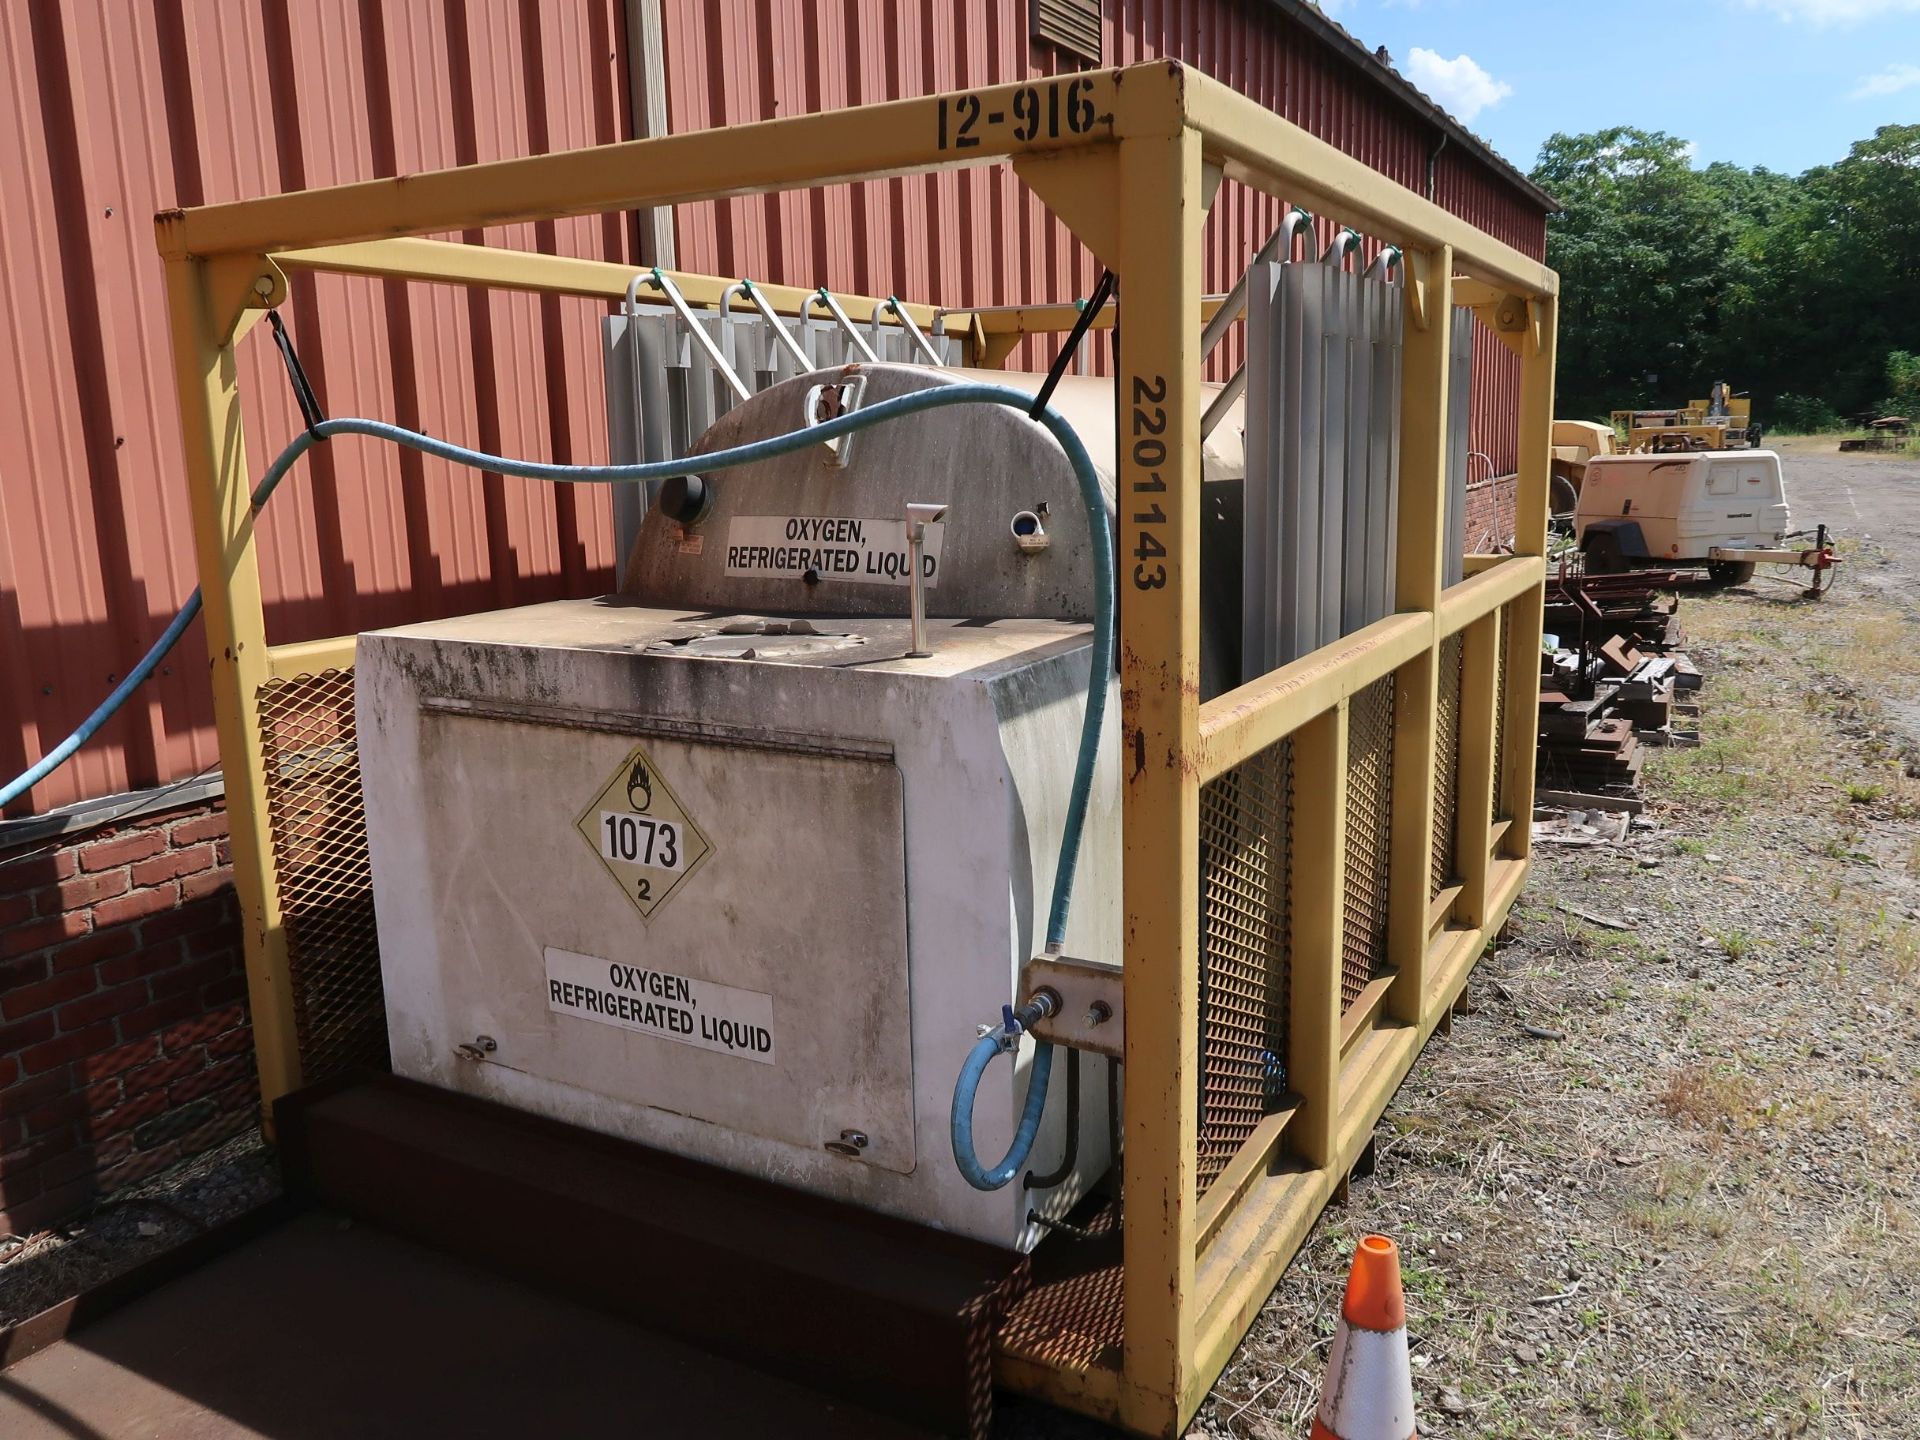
1264;0;1565;216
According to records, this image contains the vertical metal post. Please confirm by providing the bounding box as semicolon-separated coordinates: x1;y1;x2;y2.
621;0;675;269
1289;701;1348;1168
904;502;945;658
164;258;302;1122
1386;249;1451;1023
1452;611;1500;925
1502;296;1557;858
1115;126;1204;1438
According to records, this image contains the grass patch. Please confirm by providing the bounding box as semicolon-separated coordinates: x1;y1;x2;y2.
1834;896;1920;981
1654;672;1827;809
1709;928;1756;961
1659;1062;1762;1136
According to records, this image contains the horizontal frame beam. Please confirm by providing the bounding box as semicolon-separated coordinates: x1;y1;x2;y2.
1198;613;1429;779
1436;555;1544;639
264;636;358;682
1182;75;1555;299
161;70;1183;261
274;238;945;330
961;293;1228;336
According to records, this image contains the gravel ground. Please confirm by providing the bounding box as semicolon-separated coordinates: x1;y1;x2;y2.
1183;445;1920;1439
0;1133;280;1329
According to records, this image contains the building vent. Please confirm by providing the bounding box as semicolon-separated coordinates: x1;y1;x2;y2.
1031;0;1102;64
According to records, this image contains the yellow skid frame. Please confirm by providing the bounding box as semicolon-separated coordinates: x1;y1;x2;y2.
159;59;1554;1438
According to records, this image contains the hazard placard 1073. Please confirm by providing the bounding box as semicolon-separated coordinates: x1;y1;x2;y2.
574;743;713;918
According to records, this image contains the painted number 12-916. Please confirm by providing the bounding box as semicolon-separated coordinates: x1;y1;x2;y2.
935;79;1102;151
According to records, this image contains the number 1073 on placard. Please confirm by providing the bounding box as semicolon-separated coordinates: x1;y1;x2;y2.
599;811;685;871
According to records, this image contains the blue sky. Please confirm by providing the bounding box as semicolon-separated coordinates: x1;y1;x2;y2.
1318;0;1920;176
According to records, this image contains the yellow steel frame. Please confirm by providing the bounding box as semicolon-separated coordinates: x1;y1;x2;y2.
159;60;1554;1438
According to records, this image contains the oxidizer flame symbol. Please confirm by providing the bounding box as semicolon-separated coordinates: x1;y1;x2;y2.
626;757;653;813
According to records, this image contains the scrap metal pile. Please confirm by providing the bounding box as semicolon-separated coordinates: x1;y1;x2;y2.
1536;566;1703;813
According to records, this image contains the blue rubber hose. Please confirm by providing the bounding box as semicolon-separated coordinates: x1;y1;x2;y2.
5;393;1113;891
4;386;1108;1196
0;426;321;812
951;1023;1055;1192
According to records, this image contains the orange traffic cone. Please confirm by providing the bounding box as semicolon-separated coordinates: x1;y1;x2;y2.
1310;1234;1418;1440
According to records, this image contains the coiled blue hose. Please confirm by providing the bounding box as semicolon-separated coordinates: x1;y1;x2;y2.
950;995;1060;1192
0;386;1111;1195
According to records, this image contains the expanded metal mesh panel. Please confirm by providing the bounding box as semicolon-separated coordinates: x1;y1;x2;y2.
1196;738;1292;1194
996;1204;1124;1374
1432;632;1464;897
1341;676;1396;1010
1493;605;1511;821
257;669;389;1084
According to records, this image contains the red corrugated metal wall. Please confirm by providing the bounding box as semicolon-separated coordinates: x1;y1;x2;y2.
662;0;1540;477
0;0;630;816
3;0;1542;820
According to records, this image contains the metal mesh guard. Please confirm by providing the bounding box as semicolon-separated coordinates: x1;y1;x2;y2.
1432;632;1464;897
1341;675;1395;1011
1196;738;1292;1194
257;668;389;1083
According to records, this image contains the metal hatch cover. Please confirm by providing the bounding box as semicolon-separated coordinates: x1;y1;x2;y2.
412;713;917;1173
574;742;714;919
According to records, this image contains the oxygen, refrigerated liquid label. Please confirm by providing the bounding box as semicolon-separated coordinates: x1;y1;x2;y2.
544;946;775;1064
722;514;943;586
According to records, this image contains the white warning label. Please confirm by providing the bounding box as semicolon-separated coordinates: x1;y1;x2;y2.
723;514;944;587
544;946;776;1065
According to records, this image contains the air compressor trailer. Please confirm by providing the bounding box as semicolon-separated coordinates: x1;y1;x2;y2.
153;61;1558;1439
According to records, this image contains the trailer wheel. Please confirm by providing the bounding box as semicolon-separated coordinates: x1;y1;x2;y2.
1583;532;1626;575
1550;474;1579;516
1706;560;1755;587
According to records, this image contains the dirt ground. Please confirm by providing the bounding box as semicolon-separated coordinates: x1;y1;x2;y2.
1180;443;1920;1439
0;1132;279;1327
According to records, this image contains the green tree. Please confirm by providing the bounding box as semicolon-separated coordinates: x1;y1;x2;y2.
1531;122;1920;424
1791;126;1920;415
1533;127;1743;417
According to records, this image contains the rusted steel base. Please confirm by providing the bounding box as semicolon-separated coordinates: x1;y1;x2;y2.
276;1074;1028;1438
0;1207;929;1439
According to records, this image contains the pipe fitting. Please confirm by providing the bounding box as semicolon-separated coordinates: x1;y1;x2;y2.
904;501;947;657
1011;509;1049;553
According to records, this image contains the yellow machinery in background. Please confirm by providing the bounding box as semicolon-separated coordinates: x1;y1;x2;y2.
1612;380;1759;453
159;60;1556;1438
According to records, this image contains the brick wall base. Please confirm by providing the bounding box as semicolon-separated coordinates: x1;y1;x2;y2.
0;798;254;1239
1463;473;1520;553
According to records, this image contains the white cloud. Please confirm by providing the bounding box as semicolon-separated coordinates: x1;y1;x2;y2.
1739;0;1920;24
1850;61;1920;97
1404;48;1513;123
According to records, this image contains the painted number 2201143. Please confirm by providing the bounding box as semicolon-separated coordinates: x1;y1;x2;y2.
1129;375;1171;591
935;79;1103;151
